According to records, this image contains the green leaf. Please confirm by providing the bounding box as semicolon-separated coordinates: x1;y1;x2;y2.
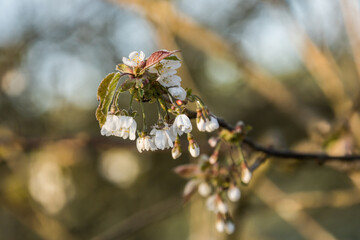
116;64;133;74
95;72;121;127
120;77;135;92
186;88;192;97
164;55;180;61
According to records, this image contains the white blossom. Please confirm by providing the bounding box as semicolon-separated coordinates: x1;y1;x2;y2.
136;135;157;152
198;182;212;197
122;51;145;67
161;59;181;71
150;124;175;150
206;194;217;212
101;114;120;136
216;218;225;233
197;116;219;132
241;167;252;184
225;221;235;234
114;116;137;140
168;86;187;101
149;59;181;75
216;198;228;214
196;117;206;132
205;116;219;132
158;74;181;87
101;115;137;140
227;186;241;202
173;114;192;136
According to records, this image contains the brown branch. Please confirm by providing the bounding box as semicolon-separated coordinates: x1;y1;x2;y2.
185;109;360;162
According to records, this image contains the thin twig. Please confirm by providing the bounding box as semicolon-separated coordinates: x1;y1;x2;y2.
185;109;360;162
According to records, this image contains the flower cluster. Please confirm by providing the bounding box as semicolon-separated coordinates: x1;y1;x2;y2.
97;50;219;160
100;114;137;140
174;123;253;235
97;50;253;235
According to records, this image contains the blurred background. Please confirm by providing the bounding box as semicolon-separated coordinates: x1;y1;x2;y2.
1;0;360;239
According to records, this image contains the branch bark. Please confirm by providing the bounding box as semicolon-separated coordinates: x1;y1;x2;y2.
185;109;360;162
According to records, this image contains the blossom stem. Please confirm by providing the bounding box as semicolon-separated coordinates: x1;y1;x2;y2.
129;92;134;113
156;98;164;121
139;100;147;131
236;143;246;166
193;95;206;108
160;98;170;121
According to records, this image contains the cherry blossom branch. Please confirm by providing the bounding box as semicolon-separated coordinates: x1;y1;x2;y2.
185;109;360;162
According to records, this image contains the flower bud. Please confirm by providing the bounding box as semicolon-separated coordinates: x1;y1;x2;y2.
208;137;219;148
216;196;228;214
216;217;225;233
227;186;241;202
196;109;206;132
209;151;219;164
172;146;182;159
187;133;200;158
171;136;182;159
241;165;252;184
206;194;217;212
198;182;212;197
225;219;235;234
205;116;219;132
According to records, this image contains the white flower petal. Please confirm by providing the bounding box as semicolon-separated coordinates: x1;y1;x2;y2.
168;86;186;101
161;60;181;70
205;116;219;132
216;219;225;233
158;69;177;77
139;51;145;61
136;138;143;153
227;187;241;202
189;143;200;157
174;114;192;136
158;75;181;87
128;51;138;59
198;182;211;197
197;118;206;132
225;221;235;234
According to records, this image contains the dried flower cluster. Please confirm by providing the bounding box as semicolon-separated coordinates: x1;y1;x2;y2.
97;50;253;235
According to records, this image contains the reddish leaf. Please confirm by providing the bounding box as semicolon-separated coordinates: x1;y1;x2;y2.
144;50;180;69
173;164;199;178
